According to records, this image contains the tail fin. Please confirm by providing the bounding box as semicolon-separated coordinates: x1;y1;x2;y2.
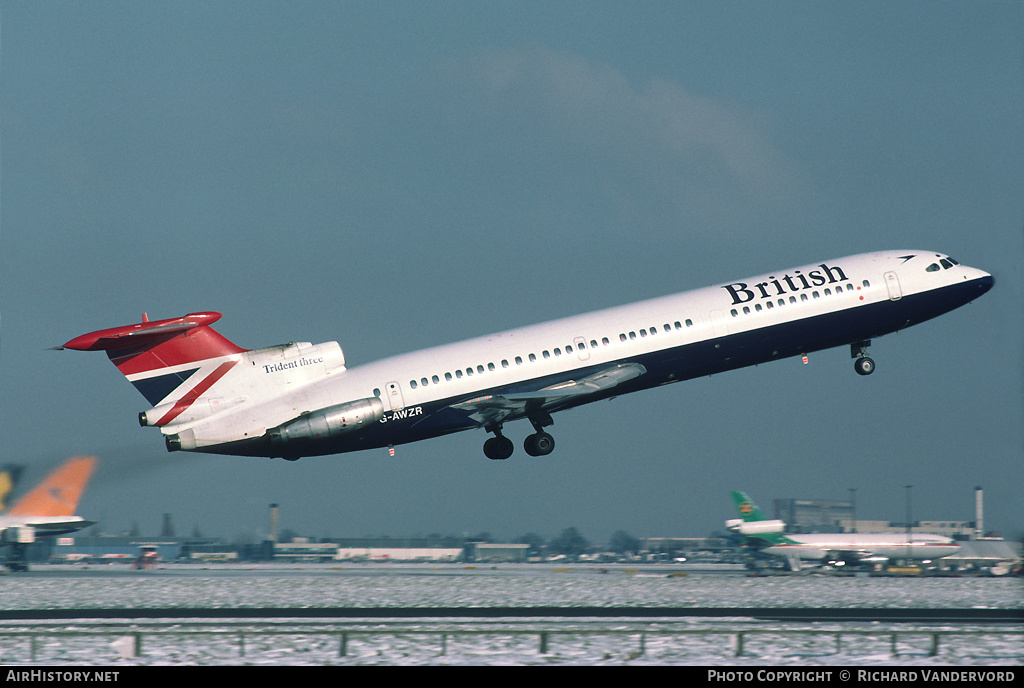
730;491;768;521
62;312;247;407
8;456;97;517
728;491;792;545
0;465;25;512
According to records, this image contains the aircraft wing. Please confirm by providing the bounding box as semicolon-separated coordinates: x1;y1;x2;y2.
449;363;647;426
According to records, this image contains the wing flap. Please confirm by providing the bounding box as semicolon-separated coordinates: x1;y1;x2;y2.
448;363;646;425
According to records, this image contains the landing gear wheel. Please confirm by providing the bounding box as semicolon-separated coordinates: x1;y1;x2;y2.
854;356;875;376
484;435;514;460
524;432;555;457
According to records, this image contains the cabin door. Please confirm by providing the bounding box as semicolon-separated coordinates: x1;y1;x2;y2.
884;271;903;301
384;381;405;411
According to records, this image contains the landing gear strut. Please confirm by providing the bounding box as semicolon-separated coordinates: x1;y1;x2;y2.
5;545;29;572
852;340;875;376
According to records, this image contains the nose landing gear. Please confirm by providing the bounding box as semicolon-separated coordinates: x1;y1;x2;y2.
852;340;875;376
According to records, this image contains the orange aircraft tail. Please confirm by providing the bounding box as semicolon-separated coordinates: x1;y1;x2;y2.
7;456;97;517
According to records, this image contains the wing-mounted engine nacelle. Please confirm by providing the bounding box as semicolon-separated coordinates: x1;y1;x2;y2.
267;397;385;446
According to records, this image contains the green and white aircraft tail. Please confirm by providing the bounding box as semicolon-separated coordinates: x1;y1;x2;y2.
727;491;802;569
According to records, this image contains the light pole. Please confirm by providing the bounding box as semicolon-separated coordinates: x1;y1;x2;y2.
904;485;913;562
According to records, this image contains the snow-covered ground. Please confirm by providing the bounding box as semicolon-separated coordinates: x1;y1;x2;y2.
1;564;1020;665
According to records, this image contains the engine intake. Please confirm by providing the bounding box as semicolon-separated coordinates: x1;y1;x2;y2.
267;397;385;445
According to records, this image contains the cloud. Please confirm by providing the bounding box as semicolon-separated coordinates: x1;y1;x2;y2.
430;47;813;231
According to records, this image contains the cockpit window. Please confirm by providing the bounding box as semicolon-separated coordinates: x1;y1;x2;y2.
926;263;941;272
940;258;953;269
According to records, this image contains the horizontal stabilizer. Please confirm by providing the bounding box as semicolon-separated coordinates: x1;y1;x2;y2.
62;312;234;352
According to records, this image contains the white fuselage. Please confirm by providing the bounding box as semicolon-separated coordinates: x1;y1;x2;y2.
764;532;961;562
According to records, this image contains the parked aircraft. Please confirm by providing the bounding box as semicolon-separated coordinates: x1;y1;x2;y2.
61;251;992;460
0;456;97;571
726;490;960;571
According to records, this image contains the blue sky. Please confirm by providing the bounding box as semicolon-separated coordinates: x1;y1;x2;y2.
1;1;1021;544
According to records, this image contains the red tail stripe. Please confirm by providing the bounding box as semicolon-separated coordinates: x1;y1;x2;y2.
155;361;237;426
113;328;246;376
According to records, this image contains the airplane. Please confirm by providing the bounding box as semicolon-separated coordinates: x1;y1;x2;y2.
60;250;993;461
0;456;97;571
726;490;960;571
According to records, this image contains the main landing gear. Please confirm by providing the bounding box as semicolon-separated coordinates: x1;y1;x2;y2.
852;340;875;376
483;413;556;460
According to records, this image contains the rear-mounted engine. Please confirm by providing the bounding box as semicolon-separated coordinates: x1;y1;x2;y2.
266;397;385;446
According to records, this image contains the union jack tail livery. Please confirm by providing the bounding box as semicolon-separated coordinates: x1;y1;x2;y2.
62;312;249;426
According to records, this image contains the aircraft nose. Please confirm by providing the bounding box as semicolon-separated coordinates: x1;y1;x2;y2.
976;273;994;295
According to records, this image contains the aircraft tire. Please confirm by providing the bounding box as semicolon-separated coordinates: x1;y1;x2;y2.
854;356;875;376
524;432;555;456
484;436;514;460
